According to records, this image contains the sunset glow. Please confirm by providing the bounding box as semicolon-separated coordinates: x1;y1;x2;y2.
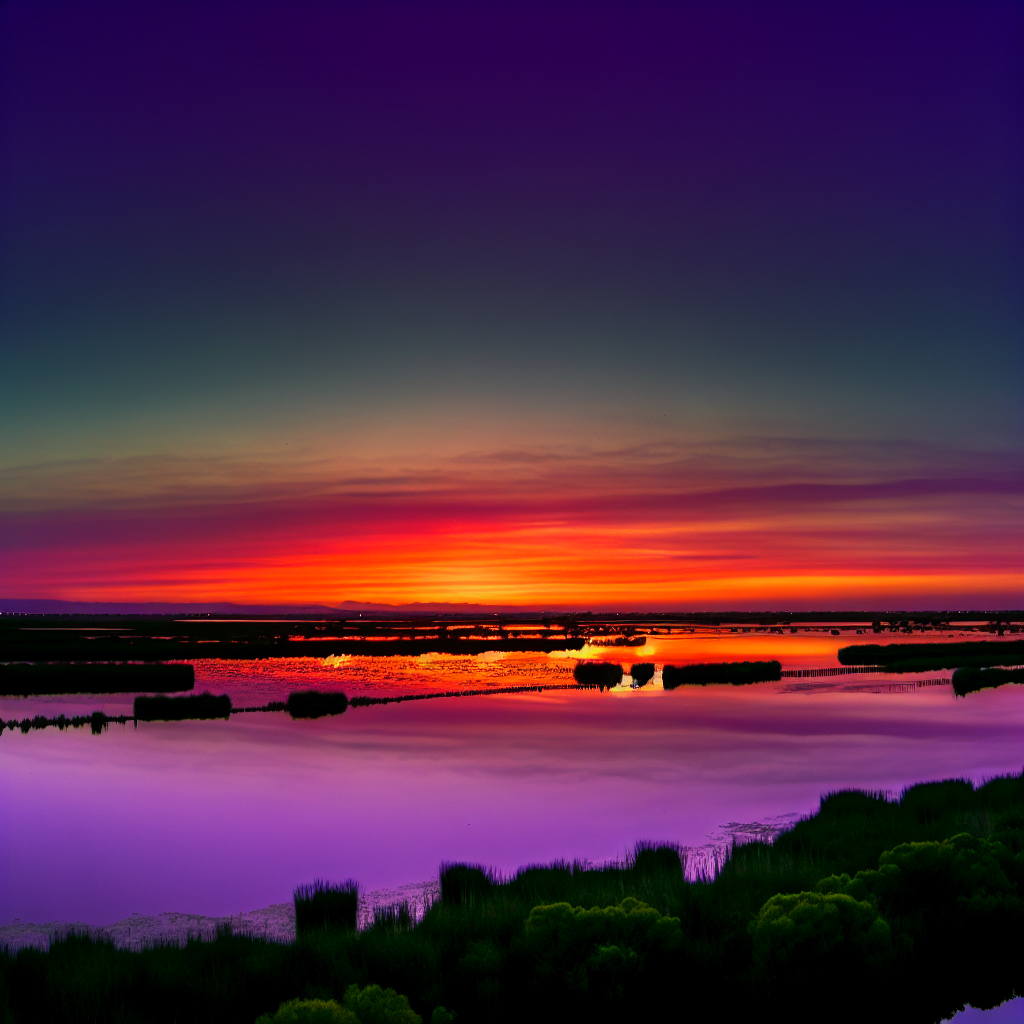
1;2;1021;610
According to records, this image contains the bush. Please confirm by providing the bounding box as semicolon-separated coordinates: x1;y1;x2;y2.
524;897;683;969
343;984;421;1024
256;999;357;1024
749;890;894;973
629;663;655;685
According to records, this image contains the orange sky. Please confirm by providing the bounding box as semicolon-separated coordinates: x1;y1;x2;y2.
3;440;1021;608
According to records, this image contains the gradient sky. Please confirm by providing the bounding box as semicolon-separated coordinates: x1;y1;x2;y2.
1;0;1022;609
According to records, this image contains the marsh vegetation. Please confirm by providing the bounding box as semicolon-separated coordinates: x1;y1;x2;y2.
295;881;359;934
661;660;782;688
572;662;624;688
287;691;349;718
0;662;194;695
839;639;1024;673
628;663;655;685
952;666;1024;697
3;771;1020;1024
133;692;232;721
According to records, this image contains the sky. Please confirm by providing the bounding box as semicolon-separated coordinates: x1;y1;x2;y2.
1;0;1022;610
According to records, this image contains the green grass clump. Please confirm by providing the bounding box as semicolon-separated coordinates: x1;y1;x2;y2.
288;691;349;718
661;660;781;688
952;666;1024;696
295;880;359;933
572;661;623;688
133;692;231;720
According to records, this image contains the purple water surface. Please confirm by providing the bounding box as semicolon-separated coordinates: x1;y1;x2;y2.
2;667;1021;928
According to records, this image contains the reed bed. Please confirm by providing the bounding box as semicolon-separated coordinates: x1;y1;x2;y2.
951;665;1024;696
572;661;624;688
286;690;349;718
0;662;194;695
133;692;231;721
1;710;133;735
294;880;359;933
370;901;414;933
839;639;1024;670
661;660;781;688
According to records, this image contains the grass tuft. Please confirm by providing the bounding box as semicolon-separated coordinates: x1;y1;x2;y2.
294;880;359;933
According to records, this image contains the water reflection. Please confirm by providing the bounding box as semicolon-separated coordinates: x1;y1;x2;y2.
2;675;1020;929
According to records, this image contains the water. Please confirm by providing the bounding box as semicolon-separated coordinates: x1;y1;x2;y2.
1;631;1021;929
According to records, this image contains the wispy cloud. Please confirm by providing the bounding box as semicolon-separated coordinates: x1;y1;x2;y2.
2;436;1020;608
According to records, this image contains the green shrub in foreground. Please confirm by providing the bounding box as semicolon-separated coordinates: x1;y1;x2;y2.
256;985;422;1024
342;984;421;1024
256;998;357;1024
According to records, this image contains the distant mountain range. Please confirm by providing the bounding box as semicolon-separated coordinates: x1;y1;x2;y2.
0;598;544;616
1;598;1018;618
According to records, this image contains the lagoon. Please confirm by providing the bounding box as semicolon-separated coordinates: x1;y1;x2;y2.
1;631;1022;930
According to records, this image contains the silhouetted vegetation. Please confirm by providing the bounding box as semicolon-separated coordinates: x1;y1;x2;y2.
0;662;193;695
1;710;133;735
629;662;655;685
133;692;231;721
661;660;782;688
0;615;584;662
295;880;359;934
839;639;1024;671
572;661;623;688
370;903;413;934
2;771;1021;1023
439;864;497;906
288;691;349;718
952;666;1024;696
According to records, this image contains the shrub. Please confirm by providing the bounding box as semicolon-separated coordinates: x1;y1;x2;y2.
629;663;655;685
343;983;421;1024
749;890;893;972
256;999;357;1024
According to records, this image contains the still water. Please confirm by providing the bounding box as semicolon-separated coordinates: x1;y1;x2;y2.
2;632;1022;927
